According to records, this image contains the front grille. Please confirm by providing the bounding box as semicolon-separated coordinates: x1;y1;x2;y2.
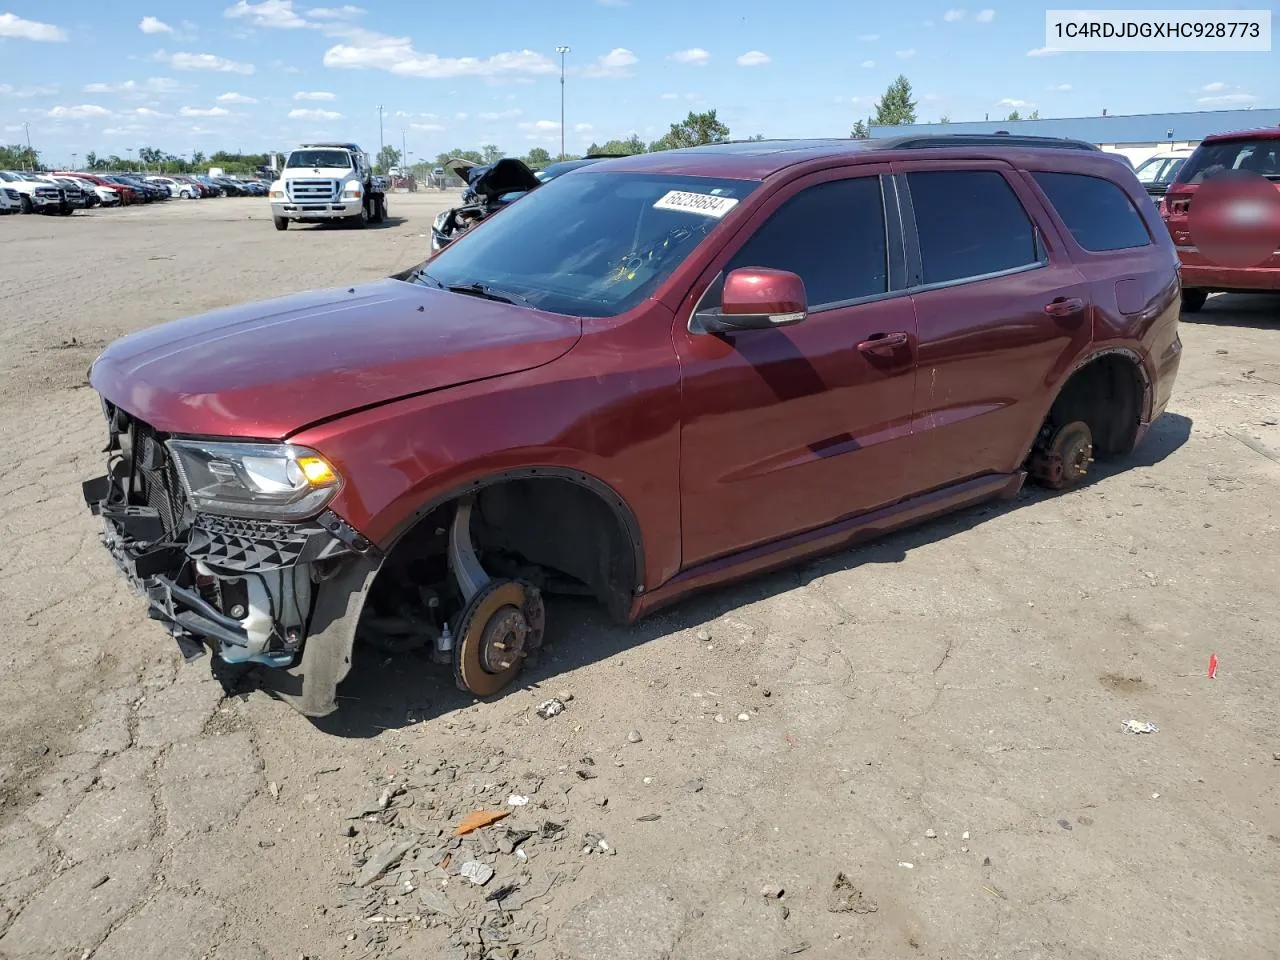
2;188;17;201
35;187;59;199
130;421;188;540
286;178;338;202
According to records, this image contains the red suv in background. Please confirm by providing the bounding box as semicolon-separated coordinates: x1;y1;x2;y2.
1160;127;1280;311
83;135;1182;717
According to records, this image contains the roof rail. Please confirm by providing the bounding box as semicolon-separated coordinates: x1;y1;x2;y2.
884;133;1101;152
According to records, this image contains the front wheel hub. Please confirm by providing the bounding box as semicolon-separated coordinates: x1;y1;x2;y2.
454;579;545;697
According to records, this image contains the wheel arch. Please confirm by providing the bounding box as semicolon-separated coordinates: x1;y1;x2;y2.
379;465;648;621
1019;346;1152;466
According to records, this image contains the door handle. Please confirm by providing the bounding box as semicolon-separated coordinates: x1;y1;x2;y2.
857;331;910;356
1044;296;1086;318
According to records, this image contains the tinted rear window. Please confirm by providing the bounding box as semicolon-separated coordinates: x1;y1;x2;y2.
1033;171;1151;252
907;170;1040;285
1179;138;1280;183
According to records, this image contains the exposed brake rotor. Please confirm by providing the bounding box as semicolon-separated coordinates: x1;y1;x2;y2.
1033;420;1093;489
453;578;545;697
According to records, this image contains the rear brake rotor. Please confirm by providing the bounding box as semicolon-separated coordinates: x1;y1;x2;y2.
1047;420;1093;489
453;579;545;697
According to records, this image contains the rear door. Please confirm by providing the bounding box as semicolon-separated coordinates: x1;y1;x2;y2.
674;165;919;567
892;161;1093;494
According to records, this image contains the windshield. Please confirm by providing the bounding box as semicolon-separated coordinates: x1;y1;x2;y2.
0;172;17;182
1135;156;1187;186
286;149;352;169
416;171;758;318
1179;138;1280;183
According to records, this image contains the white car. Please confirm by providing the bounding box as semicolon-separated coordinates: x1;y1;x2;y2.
71;177;122;206
0;170;65;213
0;185;19;213
146;176;200;199
1134;148;1195;203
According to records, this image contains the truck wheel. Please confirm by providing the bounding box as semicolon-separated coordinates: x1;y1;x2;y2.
371;196;386;224
20;196;33;215
273;215;289;231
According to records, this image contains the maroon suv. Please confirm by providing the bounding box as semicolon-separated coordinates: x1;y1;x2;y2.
83;136;1182;717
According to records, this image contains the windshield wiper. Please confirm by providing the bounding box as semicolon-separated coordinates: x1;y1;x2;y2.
445;281;532;307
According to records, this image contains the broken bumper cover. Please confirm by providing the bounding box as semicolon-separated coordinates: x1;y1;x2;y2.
84;472;371;668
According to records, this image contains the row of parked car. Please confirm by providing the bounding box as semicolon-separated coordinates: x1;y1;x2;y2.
0;170;271;215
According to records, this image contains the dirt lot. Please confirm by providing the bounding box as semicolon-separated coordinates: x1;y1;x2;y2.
1;194;1278;960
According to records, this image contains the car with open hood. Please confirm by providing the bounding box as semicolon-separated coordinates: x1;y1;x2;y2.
83;134;1181;719
429;156;542;251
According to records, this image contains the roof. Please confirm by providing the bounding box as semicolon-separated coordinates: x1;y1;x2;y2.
594;135;1114;180
870;108;1280;145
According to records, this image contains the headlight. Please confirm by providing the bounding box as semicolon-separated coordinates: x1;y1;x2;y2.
269;189;284;198
343;183;362;196
166;440;341;520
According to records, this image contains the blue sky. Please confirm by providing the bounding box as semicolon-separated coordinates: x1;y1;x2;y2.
2;0;1277;164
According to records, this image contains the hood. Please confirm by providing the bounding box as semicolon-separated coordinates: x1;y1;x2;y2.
89;278;582;440
447;156;541;200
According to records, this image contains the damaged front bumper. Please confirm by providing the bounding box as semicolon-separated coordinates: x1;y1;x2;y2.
82;404;378;675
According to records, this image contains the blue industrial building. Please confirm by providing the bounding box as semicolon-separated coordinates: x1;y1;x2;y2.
869;107;1280;166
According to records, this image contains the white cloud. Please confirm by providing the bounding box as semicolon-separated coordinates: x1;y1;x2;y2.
0;12;66;41
410;122;444;131
1026;46;1061;57
896;48;917;58
479;108;522;120
83;77;181;95
0;83;59;98
574;122;593;132
975;8;995;22
581;47;639;78
134;107;166;117
217;91;258;103
224;0;309;29
306;4;365;16
857;33;879;41
1201;81;1227;92
323;34;557;78
454;111;467;120
289;107;343;120
659;92;679;100
1198;92;1258;106
1049;83;1072;92
46;104;112;119
997;98;1033;108
180;106;231;117
519;119;560;132
271;60;302;73
736;50;770;67
157;51;256;74
139;16;173;34
944;8;966;21
861;59;876;68
294;90;336;100
669;48;711;66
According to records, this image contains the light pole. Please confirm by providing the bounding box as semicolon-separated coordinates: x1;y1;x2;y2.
22;122;32;169
377;104;385;171
71;152;77;172
555;45;570;160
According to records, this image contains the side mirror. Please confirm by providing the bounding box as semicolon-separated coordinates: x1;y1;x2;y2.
694;267;808;334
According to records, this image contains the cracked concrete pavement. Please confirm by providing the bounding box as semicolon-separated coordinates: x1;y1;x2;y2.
1;196;1278;960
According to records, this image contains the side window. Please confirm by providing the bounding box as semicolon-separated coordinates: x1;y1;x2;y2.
906;170;1040;285
1032;171;1151;252
726;176;888;307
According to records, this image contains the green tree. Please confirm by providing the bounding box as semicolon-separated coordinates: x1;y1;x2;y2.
525;146;552;166
1005;109;1021;121
850;119;870;139
939;115;952;124
375;145;402;174
649;109;730;152
1028;109;1040;120
192;150;205;167
435;149;484;167
0;144;40;169
85;151;99;169
872;75;917;126
586;134;647;156
481;144;502;164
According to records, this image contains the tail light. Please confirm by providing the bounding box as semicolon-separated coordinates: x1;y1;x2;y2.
1164;187;1192;216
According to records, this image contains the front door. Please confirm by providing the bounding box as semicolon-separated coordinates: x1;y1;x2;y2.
673;167;919;568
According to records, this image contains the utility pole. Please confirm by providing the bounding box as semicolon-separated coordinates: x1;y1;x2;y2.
377;104;385;171
402;128;407;177
22;122;32;169
555;45;570;160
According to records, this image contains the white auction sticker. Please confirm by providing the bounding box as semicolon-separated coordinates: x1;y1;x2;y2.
653;190;740;218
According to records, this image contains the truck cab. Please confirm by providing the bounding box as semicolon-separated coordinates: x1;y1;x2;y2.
269;141;387;230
